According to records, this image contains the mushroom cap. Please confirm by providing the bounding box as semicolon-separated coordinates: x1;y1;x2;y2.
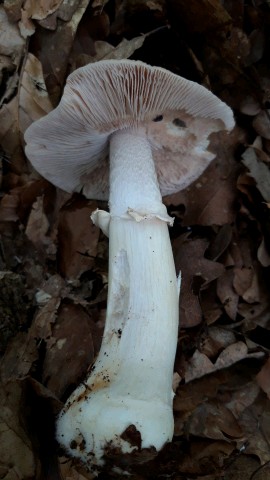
24;59;234;199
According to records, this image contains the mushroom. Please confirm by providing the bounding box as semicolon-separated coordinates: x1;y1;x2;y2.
24;60;234;473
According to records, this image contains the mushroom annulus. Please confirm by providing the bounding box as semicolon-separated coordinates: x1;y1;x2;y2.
24;60;234;472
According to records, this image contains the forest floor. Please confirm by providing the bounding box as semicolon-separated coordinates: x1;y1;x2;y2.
1;0;270;479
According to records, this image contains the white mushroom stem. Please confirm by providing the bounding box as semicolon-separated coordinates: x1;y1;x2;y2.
56;128;180;470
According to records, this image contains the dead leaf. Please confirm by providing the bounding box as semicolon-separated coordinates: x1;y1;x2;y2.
238;396;270;464
59;457;95;479
242;146;270;201
214;342;248;369
0;96;25;174
3;1;24;21
206;224;233;261
177;440;234;476
19;53;53;134
0;5;25;59
253;111;270;140
19;7;35;37
185;350;215;382
200;287;223;325
167;0;232;34
224;381;260;418
175;236;224;327
31;0;90;105
42;303;96;398
23;0;63;21
188;401;243;440
36;273;66;300
238;297;270;330
0;54;18;108
233;266;254;297
56;0;89;22
185;342;263;383
25;195;50;248
174;366;261;446
250;463;270;480
0;271;31;353
217;268;239;320
0;381;37;478
174;370;230;415
256;358;270;400
227;236;254;269
240;265;263;304
93;35;146;61
257;237;270;267
247;137;270;163
200;326;236;359
0;332;38;382
0;192;20;222
30;296;61;341
246;28;265;65
58;199;99;279
224;456;261;480
240;94;262;115
1;0;270;476
71;31;157;70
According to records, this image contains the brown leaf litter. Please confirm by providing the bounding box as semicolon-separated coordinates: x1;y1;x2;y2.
1;0;270;479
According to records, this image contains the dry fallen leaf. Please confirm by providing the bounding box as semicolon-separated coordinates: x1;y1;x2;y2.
31;296;61;341
0;381;38;478
31;0;90;104
57;199;99;279
185;342;264;383
92;36;147;61
174;370;229;414
25;195;50;248
184;350;216;382
167;0;232;34
70;30;161;71
238;396;270;464
199;326;236;359
253;111;270;140
0;332;38;383
224;456;261;480
59;457;95;479
237;296;270;330
200;287;223;325
0;191;20;222
0;5;25;60
1;0;270;478
19;52;53;133
42;303;97;398
256;358;270;400
242;145;270;201
233;266;254;297
206;224;233;262
176;440;235;477
188;401;243;440
216;268;239;320
23;0;64;21
0;271;31;354
174;236;224;327
257;237;270;267
0;54;18;108
0;97;23;167
224;381;260;418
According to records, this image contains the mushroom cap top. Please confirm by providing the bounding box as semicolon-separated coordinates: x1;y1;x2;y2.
24;59;234;199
